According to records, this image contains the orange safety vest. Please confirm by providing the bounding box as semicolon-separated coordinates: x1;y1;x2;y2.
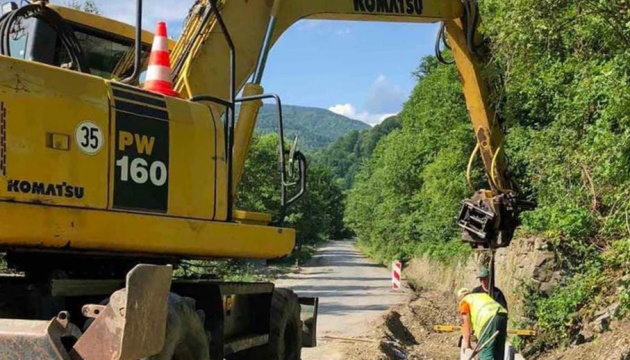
460;293;507;337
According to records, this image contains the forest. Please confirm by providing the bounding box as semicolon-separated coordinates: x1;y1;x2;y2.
339;0;630;353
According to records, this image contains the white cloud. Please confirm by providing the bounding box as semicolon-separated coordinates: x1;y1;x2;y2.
296;20;325;31
296;20;353;39
364;74;405;114
328;74;405;126
328;103;396;126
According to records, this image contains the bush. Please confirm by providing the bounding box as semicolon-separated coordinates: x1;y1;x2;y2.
345;56;473;263
345;0;630;353
237;133;347;245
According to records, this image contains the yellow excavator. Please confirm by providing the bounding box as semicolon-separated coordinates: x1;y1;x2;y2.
0;0;532;359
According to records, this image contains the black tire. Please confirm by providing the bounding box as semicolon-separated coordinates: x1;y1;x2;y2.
269;288;302;360
227;288;302;360
141;293;211;360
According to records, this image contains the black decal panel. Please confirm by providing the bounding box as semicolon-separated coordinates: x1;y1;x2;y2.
112;87;170;213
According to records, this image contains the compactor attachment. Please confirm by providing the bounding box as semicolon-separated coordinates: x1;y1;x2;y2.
71;264;173;360
0;265;172;360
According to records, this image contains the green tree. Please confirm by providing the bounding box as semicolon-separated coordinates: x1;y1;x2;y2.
345;56;473;262
314;115;401;190
67;0;100;14
236;133;347;246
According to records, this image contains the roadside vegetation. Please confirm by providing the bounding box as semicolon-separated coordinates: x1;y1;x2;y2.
339;0;630;355
237;133;347;247
344;56;474;264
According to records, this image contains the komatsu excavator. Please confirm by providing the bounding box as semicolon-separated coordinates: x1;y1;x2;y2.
0;0;531;359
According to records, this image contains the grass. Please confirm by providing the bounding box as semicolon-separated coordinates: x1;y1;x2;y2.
174;244;319;282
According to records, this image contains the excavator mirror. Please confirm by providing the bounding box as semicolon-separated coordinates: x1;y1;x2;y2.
1;2;18;16
288;136;299;178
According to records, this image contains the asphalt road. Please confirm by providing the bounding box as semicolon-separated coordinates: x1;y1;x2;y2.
274;239;410;359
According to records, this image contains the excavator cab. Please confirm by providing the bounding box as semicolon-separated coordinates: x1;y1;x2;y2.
0;2;155;82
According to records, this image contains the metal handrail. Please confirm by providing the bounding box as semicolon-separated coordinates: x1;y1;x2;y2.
235;93;307;210
207;0;236;221
121;0;142;84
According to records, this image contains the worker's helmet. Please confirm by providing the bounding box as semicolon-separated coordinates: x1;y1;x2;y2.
477;267;490;279
456;287;470;299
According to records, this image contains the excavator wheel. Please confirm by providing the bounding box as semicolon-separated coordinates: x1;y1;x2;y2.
268;288;303;360
142;293;211;360
227;288;302;360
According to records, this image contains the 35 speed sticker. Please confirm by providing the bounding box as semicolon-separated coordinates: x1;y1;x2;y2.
75;121;104;155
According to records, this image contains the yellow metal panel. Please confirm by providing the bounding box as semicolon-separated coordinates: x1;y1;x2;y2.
275;0;464;27
0;201;294;259
164;97;216;219
234;210;272;225
213;107;229;221
0;56;109;208
445;20;510;193
174;0;273;99
48;133;70;151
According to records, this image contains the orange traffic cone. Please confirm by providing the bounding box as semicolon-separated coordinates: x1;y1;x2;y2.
143;21;179;97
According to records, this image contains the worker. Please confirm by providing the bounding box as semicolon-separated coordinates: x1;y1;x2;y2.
457;288;508;360
472;267;508;311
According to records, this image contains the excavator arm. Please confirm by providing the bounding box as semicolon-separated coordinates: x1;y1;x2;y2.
171;0;531;249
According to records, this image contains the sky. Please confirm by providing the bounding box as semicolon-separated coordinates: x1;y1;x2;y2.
55;1;438;125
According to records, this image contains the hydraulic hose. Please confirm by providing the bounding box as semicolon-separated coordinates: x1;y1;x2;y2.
0;3;90;73
462;0;481;56
435;22;454;65
466;142;480;191
436;0;481;64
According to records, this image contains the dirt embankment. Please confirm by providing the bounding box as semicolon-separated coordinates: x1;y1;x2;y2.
533;321;630;360
326;286;630;360
329;288;461;360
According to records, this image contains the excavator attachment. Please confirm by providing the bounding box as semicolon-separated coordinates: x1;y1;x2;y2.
0;313;81;360
72;264;173;360
458;191;536;249
0;265;173;360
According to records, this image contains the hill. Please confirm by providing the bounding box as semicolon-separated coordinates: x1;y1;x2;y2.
314;115;401;189
253;104;370;150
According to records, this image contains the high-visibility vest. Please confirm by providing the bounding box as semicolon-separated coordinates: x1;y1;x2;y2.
460;293;507;337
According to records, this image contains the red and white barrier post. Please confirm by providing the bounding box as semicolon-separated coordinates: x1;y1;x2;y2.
392;260;402;290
